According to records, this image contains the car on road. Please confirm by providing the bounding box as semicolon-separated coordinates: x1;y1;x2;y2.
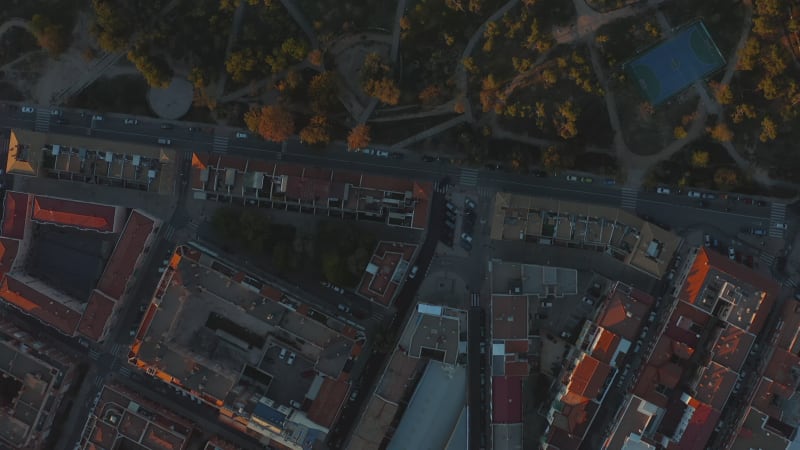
287;352;296;365
701;193;716;199
21;106;34;113
337;303;351;313
279;348;287;360
235;131;248;139
656;187;671;195
375;150;390;158
50;109;61;116
92;115;103;121
580;177;593;183
465;197;476;210
776;223;788;230
687;191;701;198
160;123;173;129
532;169;548;177
728;246;736;260
157;138;171;145
123;118;138;125
461;233;473;243
604;178;616;185
756;200;768;207
422;155;437;162
704;234;711;247
408;266;419;279
361;148;375;156
566;175;578;182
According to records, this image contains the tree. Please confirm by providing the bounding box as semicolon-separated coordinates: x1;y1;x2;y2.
127;47;173;88
462;57;479;75
541;69;557;87
225;48;258;83
541;146;562;172
553;101;579;139
418;85;443;106
244;105;295;142
711;83;733;105
299;115;331;146
737;38;760;70
755;0;781;16
690;150;710;168
347;124;371;150
731;104;757;123
308;71;339;114
399;16;411;31
674;126;688;139
30;14;68;55
364;77;400;105
280;37;309;62
757;76;780;100
707;122;733;142
307;49;323;66
713;168;739;189
760;116;778;142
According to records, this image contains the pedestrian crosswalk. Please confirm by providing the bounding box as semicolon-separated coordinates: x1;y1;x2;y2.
110;343;124;357
93;375;105;387
759;252;775;267
477;187;494;200
620;188;638;210
88;348;101;360
769;203;786;238
433;179;449;193
118;365;132;377
164;224;176;241
213;135;229;153
34;108;50;132
470;292;480;307
459;168;480;187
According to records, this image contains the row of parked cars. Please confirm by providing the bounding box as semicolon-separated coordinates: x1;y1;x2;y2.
362;148;403;159
460;197;477;252
656;187;769;207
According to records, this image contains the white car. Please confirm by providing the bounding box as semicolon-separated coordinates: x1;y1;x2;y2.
157;138;171;145
21;106;34;113
656;187;671;195
337;303;351;313
279;348;287;360
235;132;248;139
460;232;473;243
124;118;138;125
408;266;419;279
687;191;701;198
287;352;296;365
776;223;788;230
728;246;736;260
92;115;103;121
50;109;61;116
566;175;578;182
375;150;390;158
362;148;376;156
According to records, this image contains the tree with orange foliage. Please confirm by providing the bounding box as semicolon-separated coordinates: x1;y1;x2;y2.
299;115;331;145
365;78;400;105
244;105;295;143
418;85;443;106
347;124;371;150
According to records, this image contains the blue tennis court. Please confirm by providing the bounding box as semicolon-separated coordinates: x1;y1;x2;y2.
625;21;725;105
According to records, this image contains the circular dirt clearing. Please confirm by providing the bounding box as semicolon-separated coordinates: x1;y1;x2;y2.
147;77;193;119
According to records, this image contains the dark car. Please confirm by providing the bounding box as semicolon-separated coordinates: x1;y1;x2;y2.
188;127;199;132
532;169;548;177
55;118;68;124
484;163;502;170
160;123;173;130
756;200;768;207
422;155;437;162
389;152;404;159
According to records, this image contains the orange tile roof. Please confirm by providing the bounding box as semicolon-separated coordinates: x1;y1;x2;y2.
666;401;719;450
678;248;711;306
2;191;29;240
96;211;155;300
591;328;622;364
0;275;81;335
694;361;736;410
751;376;794;421
307;378;349;428
711;325;754;372
504;339;529;353
763;348;800;387
568;354;612;399
596;285;649;341
0;238;19;278
78;290;116;342
32;195;116;232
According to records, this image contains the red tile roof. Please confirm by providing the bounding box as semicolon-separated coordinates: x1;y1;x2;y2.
711;325;754;372
694;361;736;410
775;300;800;354
763;347;800;387
596;285;650;341
664;300;712;347
492;376;523;423
0;238;19;278
504;339;529;354
2;191;29;239
751;376;794;421
634;335;691;407
505;361;530;377
0;275;80;335
32;196;117;232
568;354;612;399
307;378;349;428
546;427;582;450
78;290;116;342
96;211;154;300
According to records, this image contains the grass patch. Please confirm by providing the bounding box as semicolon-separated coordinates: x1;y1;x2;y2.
68;74;152;115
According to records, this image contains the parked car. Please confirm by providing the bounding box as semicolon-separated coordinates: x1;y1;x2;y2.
188;127;199;132
349;389;359;401
157;138;171;145
92;115;103;121
160;123;173;129
704;234;711;247
465;197;477;210
756;200;768;207
422;155;437;162
461;233;473;243
362;148;375;156
656;187;671;195
582;297;594;306
389;152;404;159
55;118;68;125
287;352;296;365
408;266;419;279
235;131;248;139
580;177;593;183
776;223;788;230
566;175;578;182
21;106;34;113
375;150;390;158
50;109;61;116
532;169;548;177
701;193;716;199
279;348;287;359
123;118;138;125
604;178;616;185
687;191;701;198
337;303;351;313
728;246;736;260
